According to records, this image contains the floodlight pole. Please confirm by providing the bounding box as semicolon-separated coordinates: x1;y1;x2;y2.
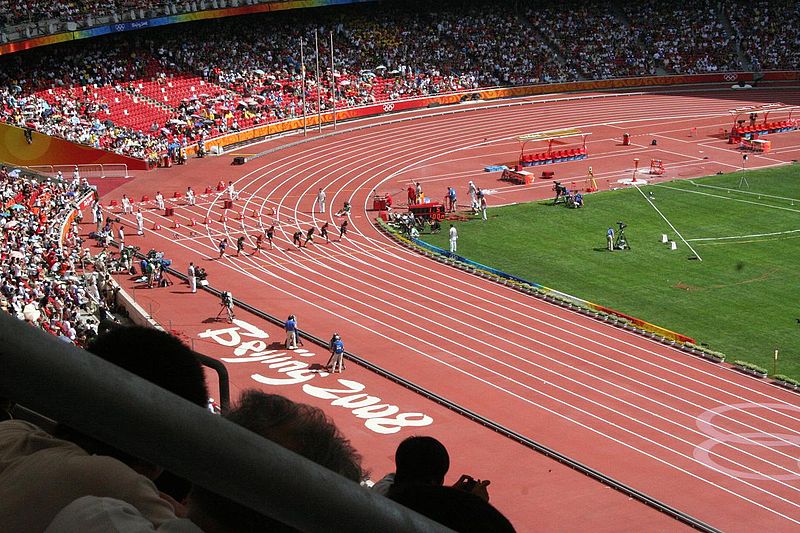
315;30;322;133
330;31;336;131
300;37;307;136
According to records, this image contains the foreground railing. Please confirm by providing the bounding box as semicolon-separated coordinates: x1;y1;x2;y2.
0;313;448;532
28;163;130;179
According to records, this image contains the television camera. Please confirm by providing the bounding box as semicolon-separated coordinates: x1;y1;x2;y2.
217;291;235;322
614;221;630;250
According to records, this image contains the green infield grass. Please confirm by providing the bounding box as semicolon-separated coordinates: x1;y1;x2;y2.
419;165;800;380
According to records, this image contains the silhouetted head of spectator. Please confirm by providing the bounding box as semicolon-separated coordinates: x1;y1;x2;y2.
86;326;209;408
188;390;363;532
388;484;515;533
55;326;209;477
393;435;450;487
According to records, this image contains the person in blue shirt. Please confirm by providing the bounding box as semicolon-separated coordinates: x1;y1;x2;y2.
326;334;345;373
448;187;457;212
607;227;614;251
284;315;298;349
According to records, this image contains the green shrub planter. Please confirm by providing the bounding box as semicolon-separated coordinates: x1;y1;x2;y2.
732;360;768;378
699;352;725;364
772;374;800;391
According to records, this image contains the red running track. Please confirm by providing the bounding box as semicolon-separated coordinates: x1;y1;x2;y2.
98;88;800;531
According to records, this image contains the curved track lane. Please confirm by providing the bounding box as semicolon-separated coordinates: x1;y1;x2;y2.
106;90;800;531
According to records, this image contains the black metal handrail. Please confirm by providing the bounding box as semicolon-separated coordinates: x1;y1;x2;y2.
0;313;450;532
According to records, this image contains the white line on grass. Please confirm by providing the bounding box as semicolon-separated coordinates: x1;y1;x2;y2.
633;184;703;260
688;228;800;242
687;179;800;204
654;183;800;214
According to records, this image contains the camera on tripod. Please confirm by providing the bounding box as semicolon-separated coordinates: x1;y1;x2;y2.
613;222;630;250
217;291;235;322
221;291;233;309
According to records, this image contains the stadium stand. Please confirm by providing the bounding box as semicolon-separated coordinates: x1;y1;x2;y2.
0;165;124;347
0;1;796;160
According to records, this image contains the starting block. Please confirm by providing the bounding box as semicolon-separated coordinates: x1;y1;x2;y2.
152;223;161;231
216;181;225;191
188;218;197;227
109;200;118;207
203;217;211;225
173;191;183;198
140;195;150;202
204;186;213;195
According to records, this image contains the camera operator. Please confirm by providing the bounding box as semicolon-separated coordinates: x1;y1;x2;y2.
553;181;568;205
218;291;235;322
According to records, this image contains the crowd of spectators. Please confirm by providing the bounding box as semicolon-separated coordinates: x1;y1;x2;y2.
0;0;170;29
727;1;800;71
0;165;122;347
0;1;797;161
622;0;741;74
527;2;654;80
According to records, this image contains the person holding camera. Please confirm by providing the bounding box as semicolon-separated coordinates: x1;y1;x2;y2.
284;315;298;349
373;436;493;503
326;333;345;373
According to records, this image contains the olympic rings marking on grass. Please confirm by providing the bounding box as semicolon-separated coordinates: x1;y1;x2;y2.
693;403;800;480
